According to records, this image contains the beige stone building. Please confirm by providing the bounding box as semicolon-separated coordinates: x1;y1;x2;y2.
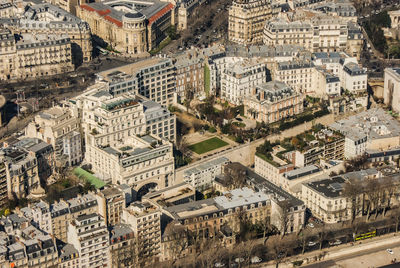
77;0;173;54
122;201;162;262
0;149;41;200
25;106;81;162
174;50;205;102
244;81;304;123
228;0;278;45
85;135;175;194
96;185;126;226
50;193;98;242
0;28;73;80
263;18;313;50
263;15;363;58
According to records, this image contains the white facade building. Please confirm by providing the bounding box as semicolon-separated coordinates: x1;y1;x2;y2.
221;59;266;105
67;213;110;268
183;157;229;190
384;68;400;113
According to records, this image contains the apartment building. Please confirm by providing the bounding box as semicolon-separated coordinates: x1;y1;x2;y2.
164;187;271;237
96;185;126;226
59;244;80;268
85;135;174;191
19;200;52;235
0;148;41;200
263;15;363;58
302;176;350;223
110;224;136;267
285;128;345;167
263;18;313;50
21;3;92;62
174;50;205;102
122;201;161;261
221;58;266;105
228;0;278;45
0;162;6;209
0;2;92;67
341;62;367;93
63;131;82;166
254;152;295;187
96;58;175;106
77;0;173;53
272;60;315;94
13;138;55;182
0;29;73;80
142;182;196;207
72;87;175;146
314;68;341;97
67;213;110;268
246;167;306;234
244;81;304;123
0;214;58;268
330;108;400;159
25;106;81;163
384;68;400;113
183;157;229;190
50;193;98;241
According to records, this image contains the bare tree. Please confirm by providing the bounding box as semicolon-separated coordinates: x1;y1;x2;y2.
164;222;190;265
267;235;294;268
298;228;315;254
365;179;381;221
382;177;396;216
223;163;247;189
391;206;400;233
184;84;194;112
276;200;291;237
316;226;328;250
343;178;363;223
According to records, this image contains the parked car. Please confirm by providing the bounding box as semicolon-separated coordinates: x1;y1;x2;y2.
307;223;314;228
214;262;225;267
235;258;244;263
308;241;317;247
387;249;394;255
329;240;342;246
251;256;262;264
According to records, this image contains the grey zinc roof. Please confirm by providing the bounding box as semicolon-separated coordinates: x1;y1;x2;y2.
283;165;320;180
60;244;78;259
305;176;346;198
330;108;400;142
184;157;229;176
111;224;133;240
214;187;271;209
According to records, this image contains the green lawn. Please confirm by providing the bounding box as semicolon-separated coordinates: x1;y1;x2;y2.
73;167;106;189
188;137;229;154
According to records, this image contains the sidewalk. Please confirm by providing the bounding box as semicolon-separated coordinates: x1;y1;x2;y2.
261;233;400;268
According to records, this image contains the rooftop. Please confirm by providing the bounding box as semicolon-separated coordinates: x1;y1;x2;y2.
330;108;400;142
305;176;346;198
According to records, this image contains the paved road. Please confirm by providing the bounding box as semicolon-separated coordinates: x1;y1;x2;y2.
303;239;400;268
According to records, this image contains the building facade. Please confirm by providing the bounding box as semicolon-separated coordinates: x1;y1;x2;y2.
384;68;400;113
67;213;110;268
228;0;278;45
244;81;304;123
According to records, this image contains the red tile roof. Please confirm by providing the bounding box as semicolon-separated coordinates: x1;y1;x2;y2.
148;3;174;25
79;4;122;27
104;15;122;27
80;4;95;12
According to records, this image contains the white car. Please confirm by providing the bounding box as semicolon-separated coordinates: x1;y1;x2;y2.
214;262;225;267
329;240;342;246
387;249;394;255
308;241;317;247
251;256;262;264
308;223;314;228
235;258;244;263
